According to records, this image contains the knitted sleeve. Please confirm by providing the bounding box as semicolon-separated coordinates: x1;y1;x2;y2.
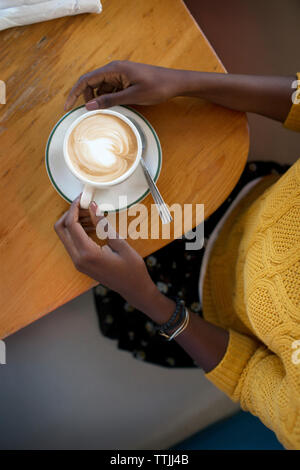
205;329;300;449
284;72;300;131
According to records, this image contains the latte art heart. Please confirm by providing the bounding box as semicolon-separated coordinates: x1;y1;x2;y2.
68;114;138;183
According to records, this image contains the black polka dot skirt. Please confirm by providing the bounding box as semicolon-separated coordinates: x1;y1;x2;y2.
93;161;289;368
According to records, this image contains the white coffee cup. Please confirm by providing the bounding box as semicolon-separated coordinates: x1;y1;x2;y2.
63;109;142;209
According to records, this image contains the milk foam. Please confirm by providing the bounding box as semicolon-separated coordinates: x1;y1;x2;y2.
83;138;117;168
68;114;137;183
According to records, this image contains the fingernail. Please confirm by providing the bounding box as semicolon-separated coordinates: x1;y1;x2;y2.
86;100;99;111
90;200;97;209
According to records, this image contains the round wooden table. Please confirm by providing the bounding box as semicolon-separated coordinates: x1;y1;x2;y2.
0;0;249;338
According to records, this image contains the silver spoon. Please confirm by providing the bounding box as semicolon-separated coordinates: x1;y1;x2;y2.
130;117;172;225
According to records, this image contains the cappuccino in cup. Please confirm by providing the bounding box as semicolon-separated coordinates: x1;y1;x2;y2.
63;110;142;209
68;114;138;183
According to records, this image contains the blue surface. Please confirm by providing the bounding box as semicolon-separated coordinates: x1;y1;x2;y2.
171;411;285;450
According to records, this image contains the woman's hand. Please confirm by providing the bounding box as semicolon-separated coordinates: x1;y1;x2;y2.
54;196;164;314
54;197;229;372
64;61;183;111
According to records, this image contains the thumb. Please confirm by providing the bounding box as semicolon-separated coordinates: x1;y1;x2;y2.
85;86;138;110
89;202;128;253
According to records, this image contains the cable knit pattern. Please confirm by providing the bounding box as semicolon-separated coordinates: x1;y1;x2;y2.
203;77;300;449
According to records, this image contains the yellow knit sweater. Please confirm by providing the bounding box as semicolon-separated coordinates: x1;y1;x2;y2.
202;76;300;449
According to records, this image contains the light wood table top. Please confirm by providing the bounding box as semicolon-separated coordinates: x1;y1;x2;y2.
0;0;249;339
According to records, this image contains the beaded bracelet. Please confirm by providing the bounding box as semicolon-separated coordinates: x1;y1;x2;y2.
154;297;185;333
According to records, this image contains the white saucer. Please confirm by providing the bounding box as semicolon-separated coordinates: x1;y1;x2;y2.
45;105;162;212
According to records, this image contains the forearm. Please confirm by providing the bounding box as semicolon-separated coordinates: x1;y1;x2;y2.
173;70;295;122
141;288;229;373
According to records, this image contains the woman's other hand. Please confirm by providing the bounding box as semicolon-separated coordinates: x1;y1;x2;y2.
64;61;183;111
54;196;162;313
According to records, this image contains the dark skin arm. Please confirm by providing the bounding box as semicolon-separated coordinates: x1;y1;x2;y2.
64;60;294;122
179;72;294;122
